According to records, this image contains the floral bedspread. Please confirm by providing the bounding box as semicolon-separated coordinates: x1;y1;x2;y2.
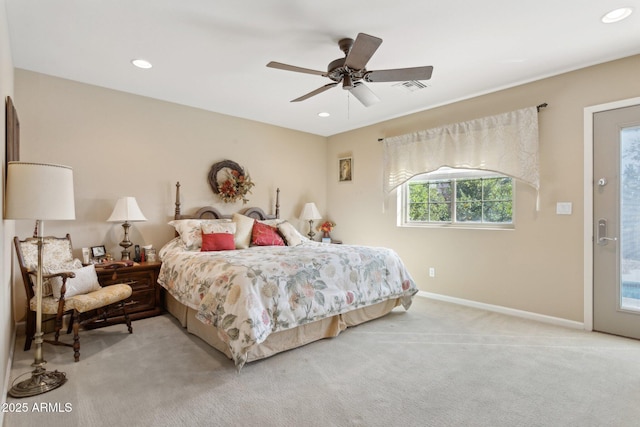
157;238;417;368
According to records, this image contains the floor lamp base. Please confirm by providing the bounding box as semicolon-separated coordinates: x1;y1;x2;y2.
8;366;67;398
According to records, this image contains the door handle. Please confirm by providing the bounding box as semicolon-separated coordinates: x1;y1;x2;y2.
597;218;618;245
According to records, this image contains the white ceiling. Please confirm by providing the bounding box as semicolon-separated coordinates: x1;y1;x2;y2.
5;1;640;137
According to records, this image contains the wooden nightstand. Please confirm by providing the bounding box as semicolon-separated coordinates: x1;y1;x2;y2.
89;261;162;328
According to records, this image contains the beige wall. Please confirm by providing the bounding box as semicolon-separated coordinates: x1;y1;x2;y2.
327;54;640;322
1;0;15;412
9;54;640;329
12;70;327;322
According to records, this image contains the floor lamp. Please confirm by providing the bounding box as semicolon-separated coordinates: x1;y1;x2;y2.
5;161;76;397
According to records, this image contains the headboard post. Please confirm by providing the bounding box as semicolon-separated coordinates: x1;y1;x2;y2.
275;188;280;219
175;181;181;220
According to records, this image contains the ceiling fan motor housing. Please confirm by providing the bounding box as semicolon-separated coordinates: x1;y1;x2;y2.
327;37;364;88
327;57;363;85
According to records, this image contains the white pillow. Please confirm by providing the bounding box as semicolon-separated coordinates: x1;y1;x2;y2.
201;221;236;235
51;264;102;299
232;213;255;249
169;219;233;250
277;221;303;246
39;258;83;296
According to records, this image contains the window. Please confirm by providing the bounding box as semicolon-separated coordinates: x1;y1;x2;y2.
399;169;514;228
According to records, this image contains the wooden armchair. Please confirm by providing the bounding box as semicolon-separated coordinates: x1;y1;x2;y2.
14;234;133;362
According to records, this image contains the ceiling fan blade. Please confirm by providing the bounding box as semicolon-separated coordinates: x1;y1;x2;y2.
291;83;338;102
344;33;382;70
365;66;434;82
267;61;326;76
350;82;380;107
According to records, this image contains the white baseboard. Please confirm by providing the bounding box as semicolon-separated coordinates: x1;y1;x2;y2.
1;322;17;422
417;291;585;330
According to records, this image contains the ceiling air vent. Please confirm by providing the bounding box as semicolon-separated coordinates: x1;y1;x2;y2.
393;80;429;92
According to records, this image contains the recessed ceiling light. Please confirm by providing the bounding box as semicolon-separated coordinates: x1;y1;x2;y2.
601;7;633;23
318;112;330;118
131;59;153;69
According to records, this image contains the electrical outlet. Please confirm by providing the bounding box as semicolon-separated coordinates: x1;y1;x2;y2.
429;267;435;277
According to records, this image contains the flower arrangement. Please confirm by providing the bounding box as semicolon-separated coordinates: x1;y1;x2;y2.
218;168;254;204
318;220;336;236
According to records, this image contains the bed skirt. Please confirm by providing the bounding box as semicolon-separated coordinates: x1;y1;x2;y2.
164;292;401;363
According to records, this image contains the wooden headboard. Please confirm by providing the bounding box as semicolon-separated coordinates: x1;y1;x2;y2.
173;181;280;221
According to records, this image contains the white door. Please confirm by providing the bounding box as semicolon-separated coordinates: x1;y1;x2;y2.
593;104;640;339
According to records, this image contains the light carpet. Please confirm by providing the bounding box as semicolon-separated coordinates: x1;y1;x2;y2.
5;296;640;427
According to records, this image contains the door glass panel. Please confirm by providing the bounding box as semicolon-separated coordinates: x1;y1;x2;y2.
621;125;640;311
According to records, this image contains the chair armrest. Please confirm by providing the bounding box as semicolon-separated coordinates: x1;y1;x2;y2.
27;271;76;280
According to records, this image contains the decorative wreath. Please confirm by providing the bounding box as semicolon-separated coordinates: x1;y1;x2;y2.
208;160;255;204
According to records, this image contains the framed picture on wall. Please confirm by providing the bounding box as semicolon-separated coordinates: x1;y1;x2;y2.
339;157;352;182
5;96;20;181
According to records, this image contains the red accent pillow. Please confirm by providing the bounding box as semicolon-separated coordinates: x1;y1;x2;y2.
201;233;235;251
251;221;285;246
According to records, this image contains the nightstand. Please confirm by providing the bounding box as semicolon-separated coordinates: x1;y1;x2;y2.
89;261;162;328
321;239;342;244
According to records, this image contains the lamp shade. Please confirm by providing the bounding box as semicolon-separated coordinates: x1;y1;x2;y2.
5;162;76;220
107;197;147;222
300;202;322;220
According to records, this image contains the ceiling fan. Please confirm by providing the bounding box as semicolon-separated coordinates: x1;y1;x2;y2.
266;33;433;107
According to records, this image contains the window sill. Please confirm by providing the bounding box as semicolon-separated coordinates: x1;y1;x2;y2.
398;223;515;231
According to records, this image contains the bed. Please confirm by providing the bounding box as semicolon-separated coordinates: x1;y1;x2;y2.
158;182;417;369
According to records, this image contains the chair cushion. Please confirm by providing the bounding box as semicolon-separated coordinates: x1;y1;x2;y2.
31;284;133;314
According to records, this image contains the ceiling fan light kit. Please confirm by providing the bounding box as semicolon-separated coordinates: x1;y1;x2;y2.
267;33;434;107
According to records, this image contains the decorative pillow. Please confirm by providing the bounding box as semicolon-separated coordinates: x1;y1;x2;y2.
40;259;83;297
51;264;102;300
201;222;236;235
232;213;255;249
169;219;233;250
251;221;285;246
277;221;303;247
201;233;236;251
259;219;285;227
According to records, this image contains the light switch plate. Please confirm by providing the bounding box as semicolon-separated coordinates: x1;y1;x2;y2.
556;202;572;215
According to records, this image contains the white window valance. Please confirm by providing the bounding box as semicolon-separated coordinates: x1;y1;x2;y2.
382;106;540;196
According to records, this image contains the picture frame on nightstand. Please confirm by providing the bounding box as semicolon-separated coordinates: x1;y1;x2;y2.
91;245;106;260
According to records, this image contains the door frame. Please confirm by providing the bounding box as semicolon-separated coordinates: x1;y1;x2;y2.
583;96;640;331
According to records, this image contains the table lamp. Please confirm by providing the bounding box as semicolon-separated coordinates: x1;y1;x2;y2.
107;197;147;260
300;202;322;240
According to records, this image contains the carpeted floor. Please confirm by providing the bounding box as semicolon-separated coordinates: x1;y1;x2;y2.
5;296;640;427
